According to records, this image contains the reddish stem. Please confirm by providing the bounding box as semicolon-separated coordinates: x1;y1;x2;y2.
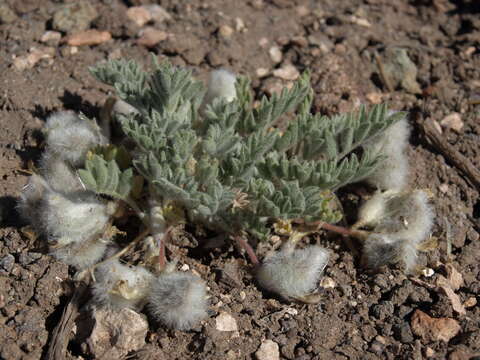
235;235;259;266
155;227;172;270
317;222;368;241
320;222;354;236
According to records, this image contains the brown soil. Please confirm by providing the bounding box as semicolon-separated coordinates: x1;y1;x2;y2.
1;0;479;359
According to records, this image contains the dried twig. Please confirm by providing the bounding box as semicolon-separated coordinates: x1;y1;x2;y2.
46;282;89;360
419;118;480;191
375;52;394;92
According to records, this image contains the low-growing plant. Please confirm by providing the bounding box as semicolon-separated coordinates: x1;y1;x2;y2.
19;56;434;330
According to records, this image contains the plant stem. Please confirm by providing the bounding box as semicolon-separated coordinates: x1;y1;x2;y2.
86;228;150;281
295;219;369;241
154;226;172;271
234;235;259;266
319;222;368;241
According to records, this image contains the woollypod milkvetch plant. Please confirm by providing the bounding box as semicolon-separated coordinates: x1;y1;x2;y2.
18;56;434;330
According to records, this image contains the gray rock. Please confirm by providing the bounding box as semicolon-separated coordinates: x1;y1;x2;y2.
371;301;394;321
393;322;414;343
18;252;42;266
0;1;17;24
381;47;422;94
0;254;15;272
81;308;148;359
52;2;98;33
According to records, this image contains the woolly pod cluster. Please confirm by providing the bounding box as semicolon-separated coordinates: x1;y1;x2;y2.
19;112;113;269
19;109;209;330
352;115;435;272
356;190;434;272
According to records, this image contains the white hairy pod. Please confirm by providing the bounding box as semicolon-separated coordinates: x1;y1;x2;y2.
51;238;108;269
42;191;112;248
357;190;434;271
203;69;237;106
92;259;154;310
44;111;106;166
148;271;208;330
256;245;329;301
18;174;50;229
361;233;404;269
39;152;84;194
365;115;410;191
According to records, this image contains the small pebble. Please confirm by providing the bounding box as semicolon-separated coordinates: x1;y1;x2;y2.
438;183;449;193
0;254;15;272
463;46;475;57
13;47;55;71
126;6;151;27
180;264;190;271
464;297;477;308
348;15;371;27
235;17;245;32
218;25;234;39
269;46;282;63
256;67;269;78
255;339;280;360
137;27;168;47
40;31;61;45
67;30;111;46
273;64;300;81
366;92;383;104
440;112;463;133
420;267;434;277
320;276;336;289
215;312;238;332
259;37;269;48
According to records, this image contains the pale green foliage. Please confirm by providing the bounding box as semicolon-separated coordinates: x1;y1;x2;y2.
78;155;133;201
87;57;405;240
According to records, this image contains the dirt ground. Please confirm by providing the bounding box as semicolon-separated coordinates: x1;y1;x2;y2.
1;0;479;359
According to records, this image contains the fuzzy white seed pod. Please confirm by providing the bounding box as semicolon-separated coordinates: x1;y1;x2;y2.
354;191;388;229
17;174;50;228
256;245;329;300
370;190;434;244
44;111;80;131
356;190;433;241
392;190;434;245
365;116;410;191
39;153;83;194
92;259;154;310
203;69;237;106
45;111;106;166
362;233;421;272
362;233;404;269
359;190;434;272
42;191;111;247
51;238;108;269
148;271;208;330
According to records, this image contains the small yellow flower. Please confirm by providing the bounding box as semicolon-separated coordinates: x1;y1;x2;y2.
273;219;293;236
